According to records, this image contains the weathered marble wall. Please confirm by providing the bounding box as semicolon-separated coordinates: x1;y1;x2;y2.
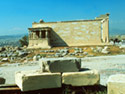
32;20;101;46
32;20;103;46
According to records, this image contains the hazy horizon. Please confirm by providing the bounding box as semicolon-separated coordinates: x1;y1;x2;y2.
0;29;124;36
0;0;125;36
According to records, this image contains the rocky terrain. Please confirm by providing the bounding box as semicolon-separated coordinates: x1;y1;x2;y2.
0;45;124;94
0;45;125;85
0;45;125;65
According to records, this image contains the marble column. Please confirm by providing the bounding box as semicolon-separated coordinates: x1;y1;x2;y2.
33;32;36;39
31;32;33;39
29;31;31;39
39;31;42;38
45;30;48;38
35;32;38;39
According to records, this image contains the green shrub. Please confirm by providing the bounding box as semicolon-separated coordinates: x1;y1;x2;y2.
19;35;28;47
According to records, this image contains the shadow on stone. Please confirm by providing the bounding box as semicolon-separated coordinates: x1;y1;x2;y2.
62;84;107;94
50;30;68;47
0;84;107;94
22;87;63;94
0;77;5;84
79;68;90;72
21;85;107;94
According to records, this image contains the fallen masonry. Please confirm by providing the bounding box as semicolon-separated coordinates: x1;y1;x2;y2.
39;57;81;72
15;69;100;92
107;74;125;94
62;70;100;86
15;70;61;92
15;57;100;92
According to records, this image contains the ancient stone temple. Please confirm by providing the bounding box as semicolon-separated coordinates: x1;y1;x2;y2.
28;14;109;49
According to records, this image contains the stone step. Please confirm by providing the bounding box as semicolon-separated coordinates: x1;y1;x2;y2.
15;70;61;92
39;57;81;72
62;70;100;86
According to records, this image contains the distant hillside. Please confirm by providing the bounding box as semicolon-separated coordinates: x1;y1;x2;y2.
109;29;125;36
0;33;28;47
0;33;28;39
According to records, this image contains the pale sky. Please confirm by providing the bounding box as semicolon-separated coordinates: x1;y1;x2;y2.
0;0;125;35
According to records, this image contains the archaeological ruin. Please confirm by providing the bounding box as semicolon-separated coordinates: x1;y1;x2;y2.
28;13;109;49
15;57;100;92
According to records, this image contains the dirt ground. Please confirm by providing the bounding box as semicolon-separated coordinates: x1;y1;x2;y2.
0;55;125;86
81;55;125;86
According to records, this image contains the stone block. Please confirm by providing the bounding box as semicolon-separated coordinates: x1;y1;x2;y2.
107;74;125;94
15;70;61;91
62;70;100;86
39;57;81;72
1;58;9;62
101;49;110;54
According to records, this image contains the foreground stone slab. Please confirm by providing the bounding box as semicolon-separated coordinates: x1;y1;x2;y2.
107;74;125;94
39;57;81;72
15;70;61;91
62;70;100;86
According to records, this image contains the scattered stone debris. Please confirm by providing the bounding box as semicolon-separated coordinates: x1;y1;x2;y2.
0;46;30;63
101;46;110;54
1;58;9;62
96;47;103;52
0;46;124;64
101;49;110;54
83;52;88;55
86;54;94;57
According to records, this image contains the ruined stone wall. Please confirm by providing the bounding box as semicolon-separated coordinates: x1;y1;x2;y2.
32;21;102;46
28;39;51;48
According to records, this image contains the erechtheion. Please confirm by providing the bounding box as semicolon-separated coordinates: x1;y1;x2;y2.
28;14;109;48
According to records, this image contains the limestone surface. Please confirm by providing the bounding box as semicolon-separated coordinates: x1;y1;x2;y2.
15;70;61;91
107;74;125;94
39;57;81;72
62;70;100;86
